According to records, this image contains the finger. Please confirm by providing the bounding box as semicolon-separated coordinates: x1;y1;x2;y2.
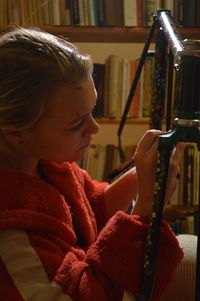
136;129;163;152
170;143;185;164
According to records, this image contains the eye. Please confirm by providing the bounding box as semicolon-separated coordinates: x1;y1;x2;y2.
70;119;84;131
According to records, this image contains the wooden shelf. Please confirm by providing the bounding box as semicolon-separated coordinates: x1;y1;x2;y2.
164;205;198;221
0;25;200;43
95;117;149;124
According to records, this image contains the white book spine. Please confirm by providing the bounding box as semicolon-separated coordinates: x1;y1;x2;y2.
123;0;137;26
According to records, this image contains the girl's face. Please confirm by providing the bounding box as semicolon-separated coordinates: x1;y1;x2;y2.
21;77;99;163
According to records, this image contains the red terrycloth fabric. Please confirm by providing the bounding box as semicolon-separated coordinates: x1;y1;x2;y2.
0;161;183;301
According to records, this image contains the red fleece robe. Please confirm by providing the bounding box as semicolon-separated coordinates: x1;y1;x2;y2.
0;161;183;301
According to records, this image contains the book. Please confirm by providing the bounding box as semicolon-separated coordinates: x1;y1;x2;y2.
96;0;106;26
112;146;121;170
141;52;155;117
115;0;124;26
52;0;61;25
179;0;184;26
88;0;95;25
42;0;51;25
104;55;121;118
7;0;21;24
82;0;89;25
104;0;123;26
104;0;116;26
173;0;181;25
182;0;196;27
196;0;200;27
59;0;70;25
103;144;116;180
70;0;79;25
144;0;155;26
137;0;144;26
118;57;130;117
37;0;45;25
129;59;141;118
123;0;137;26
27;0;34;25
95;145;106;181
78;0;84;25
64;0;71;25
164;0;174;16
187;215;195;234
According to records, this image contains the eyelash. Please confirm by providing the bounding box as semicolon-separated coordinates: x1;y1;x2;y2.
71;120;84;131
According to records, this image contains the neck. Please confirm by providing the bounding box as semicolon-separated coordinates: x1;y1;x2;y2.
0;135;40;178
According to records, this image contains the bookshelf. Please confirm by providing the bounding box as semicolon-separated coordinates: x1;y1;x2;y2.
1;23;199;234
0;25;200;43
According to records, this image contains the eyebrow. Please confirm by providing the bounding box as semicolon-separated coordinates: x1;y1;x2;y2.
68;112;90;126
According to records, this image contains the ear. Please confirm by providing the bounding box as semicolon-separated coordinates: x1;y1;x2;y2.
2;129;24;145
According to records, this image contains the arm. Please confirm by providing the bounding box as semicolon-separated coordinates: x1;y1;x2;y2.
103;166;138;219
0;213;183;301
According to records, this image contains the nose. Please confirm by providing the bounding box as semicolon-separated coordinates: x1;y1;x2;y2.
83;115;100;136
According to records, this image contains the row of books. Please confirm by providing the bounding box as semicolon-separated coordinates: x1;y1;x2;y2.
78;143;136;182
169;212;199;235
1;0;199;27
92;53;155;119
79;142;200;208
137;0;200;28
0;0;70;25
170;143;200;207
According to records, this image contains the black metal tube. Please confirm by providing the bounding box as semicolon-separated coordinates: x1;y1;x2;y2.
150;27;167;130
117;18;157;138
166;51;174;131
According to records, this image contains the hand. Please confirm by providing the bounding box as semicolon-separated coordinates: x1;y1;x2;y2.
131;130;184;216
131;130;162;216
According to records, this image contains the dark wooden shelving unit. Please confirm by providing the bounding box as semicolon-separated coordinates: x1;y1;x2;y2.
0;25;199;43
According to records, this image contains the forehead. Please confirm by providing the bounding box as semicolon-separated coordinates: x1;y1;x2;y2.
44;77;97;122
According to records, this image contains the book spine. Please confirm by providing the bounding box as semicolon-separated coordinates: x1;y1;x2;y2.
78;0;84;25
164;0;174;16
115;0;124;26
196;0;200;27
96;0;106;26
144;0;155;26
52;0;61;25
82;0;89;25
70;0;80;25
182;0;196;27
123;0;137;26
92;0;100;25
64;0;71;25
107;55;121;117
87;0;95;25
129;59;141;118
104;0;116;26
137;0;144;26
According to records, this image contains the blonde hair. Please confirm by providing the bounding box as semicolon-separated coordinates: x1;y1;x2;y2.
0;27;93;131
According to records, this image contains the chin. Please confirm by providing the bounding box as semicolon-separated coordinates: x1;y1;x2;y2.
57;152;86;164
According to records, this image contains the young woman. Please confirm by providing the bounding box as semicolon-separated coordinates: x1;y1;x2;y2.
0;27;184;301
